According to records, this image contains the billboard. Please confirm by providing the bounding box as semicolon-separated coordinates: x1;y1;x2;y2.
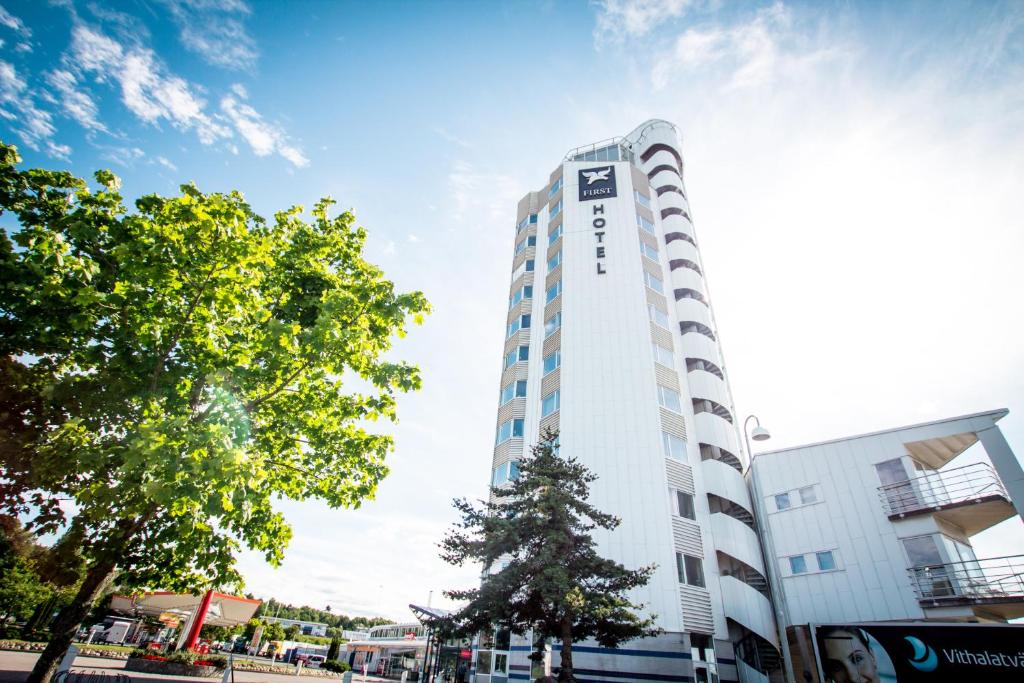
811;622;1024;682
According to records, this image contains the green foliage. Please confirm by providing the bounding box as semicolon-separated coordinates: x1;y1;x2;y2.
326;636;340;661
255;598;389;631
321;660;350;673
0;141;428;594
284;624;301;640
441;430;659;680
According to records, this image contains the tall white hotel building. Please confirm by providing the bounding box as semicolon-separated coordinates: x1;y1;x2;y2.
478;120;779;683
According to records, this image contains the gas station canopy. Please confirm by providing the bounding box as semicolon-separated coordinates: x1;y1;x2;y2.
111;591;261;628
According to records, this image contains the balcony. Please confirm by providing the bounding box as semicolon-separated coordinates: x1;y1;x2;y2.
908;554;1024;619
878;462;1014;534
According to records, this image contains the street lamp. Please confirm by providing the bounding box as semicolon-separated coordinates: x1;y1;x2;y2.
743;415;798;683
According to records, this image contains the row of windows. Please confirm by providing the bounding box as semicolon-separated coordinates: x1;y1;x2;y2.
506;313;531;338
543;349;561;374
773;484;820;512
499;379;528;405
516;213;537;233
549;223;563;243
788;550;837;575
547;249;562;271
503;345;528;369
541;389;560;418
510;258;534;283
637;213;656;235
643;270;663;293
546;280;562;304
550;198;563;218
657;384;683;413
663;432;686;461
509;284;532;310
648;304;669;329
676;552;705;587
495;418;525;444
492;459;520;486
548;177;563;198
514;234;536;256
640;239;659;262
634;190;651;209
652;341;674;367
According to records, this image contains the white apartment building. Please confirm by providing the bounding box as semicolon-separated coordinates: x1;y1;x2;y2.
748;409;1024;681
480;120;778;683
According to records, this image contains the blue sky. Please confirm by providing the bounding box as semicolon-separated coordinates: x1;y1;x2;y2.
2;0;1023;620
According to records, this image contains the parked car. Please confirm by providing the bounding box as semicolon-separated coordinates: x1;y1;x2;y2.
306;655;326;669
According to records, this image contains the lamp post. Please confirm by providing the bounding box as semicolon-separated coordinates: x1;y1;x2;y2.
743;415;797;683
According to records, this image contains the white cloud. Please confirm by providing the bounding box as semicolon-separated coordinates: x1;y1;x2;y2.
0;60;69;159
594;0;697;43
220;93;308;167
650;2;847;91
163;0;258;71
100;145;145;167
407;234;419;243
44;69;106;132
447;160;520;224
155;155;178;171
0;4;31;40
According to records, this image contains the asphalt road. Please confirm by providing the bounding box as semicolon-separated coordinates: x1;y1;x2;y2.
0;652;393;683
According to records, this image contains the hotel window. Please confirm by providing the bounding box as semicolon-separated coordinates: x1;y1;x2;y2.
516;214;536;233
510;258;535;282
549;199;563;218
506;314;531;338
637;214;656;235
634;190;652;209
816;551;836;571
648;304;669;328
544;311;561;338
547;250;562;271
657;384;682;413
508;285;533;309
676;553;705;587
495;418;525;444
662;432;686;461
548;177;563;198
499;380;528;405
789;555;808;574
799;485;818;505
504;346;528;369
527;235;536;247
775;493;791;511
514;237;528;255
639;240;659;262
541;389;560;417
543;350;561;375
676;491;696;520
492;459;521;486
545;280;562;303
549;223;563;243
638;270;663;292
652;342;674;367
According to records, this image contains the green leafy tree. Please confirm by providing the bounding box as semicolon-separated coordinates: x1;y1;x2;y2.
263;620;286;643
441;430;659;682
0;144;429;683
284;624;301;640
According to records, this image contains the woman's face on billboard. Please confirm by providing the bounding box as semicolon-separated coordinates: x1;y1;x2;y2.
822;630;879;683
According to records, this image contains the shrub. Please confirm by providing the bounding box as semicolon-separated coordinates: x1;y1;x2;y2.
321;660;350;673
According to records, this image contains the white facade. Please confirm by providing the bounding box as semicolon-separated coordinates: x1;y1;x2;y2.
748;409;1024;630
482;120;777;683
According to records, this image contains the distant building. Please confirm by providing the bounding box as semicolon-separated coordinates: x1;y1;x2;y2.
263;616;329;637
342;622;427;678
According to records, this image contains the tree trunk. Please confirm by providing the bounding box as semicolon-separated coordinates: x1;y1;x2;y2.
557;617;574;682
26;559;117;683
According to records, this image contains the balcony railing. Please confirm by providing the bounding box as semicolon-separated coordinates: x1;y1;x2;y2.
908;554;1024;603
878;462;1008;517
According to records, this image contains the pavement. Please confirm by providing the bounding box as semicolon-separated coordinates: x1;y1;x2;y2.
0;653;393;683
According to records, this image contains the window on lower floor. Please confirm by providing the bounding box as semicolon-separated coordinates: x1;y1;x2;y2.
657;384;683;413
499;379;528;406
549;223;563;243
495;418;524;445
677;553;705;587
799;485;818;505
637;213;656;235
506;313;531;338
643;270;664;293
789;555;807;574
648;304;669;328
491;460;521;487
547;249;562;271
545;280;562;303
652;341;674;367
544;311;561;338
662;432;686;461
541;389;560;417
543;350;561;374
676;491;695;520
816;551;836;571
775;492;791;511
640;240;659;262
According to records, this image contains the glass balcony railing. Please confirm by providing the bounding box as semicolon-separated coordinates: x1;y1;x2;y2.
877;462;1008;517
908;554;1024;604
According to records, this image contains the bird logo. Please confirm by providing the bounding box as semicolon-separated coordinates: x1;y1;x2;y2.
905;636;938;672
581;167;611;185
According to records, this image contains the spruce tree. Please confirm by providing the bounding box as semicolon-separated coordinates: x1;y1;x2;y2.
441;430;659;682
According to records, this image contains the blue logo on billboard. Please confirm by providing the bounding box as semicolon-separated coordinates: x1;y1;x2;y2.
906;636;938;672
578;166;617;201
